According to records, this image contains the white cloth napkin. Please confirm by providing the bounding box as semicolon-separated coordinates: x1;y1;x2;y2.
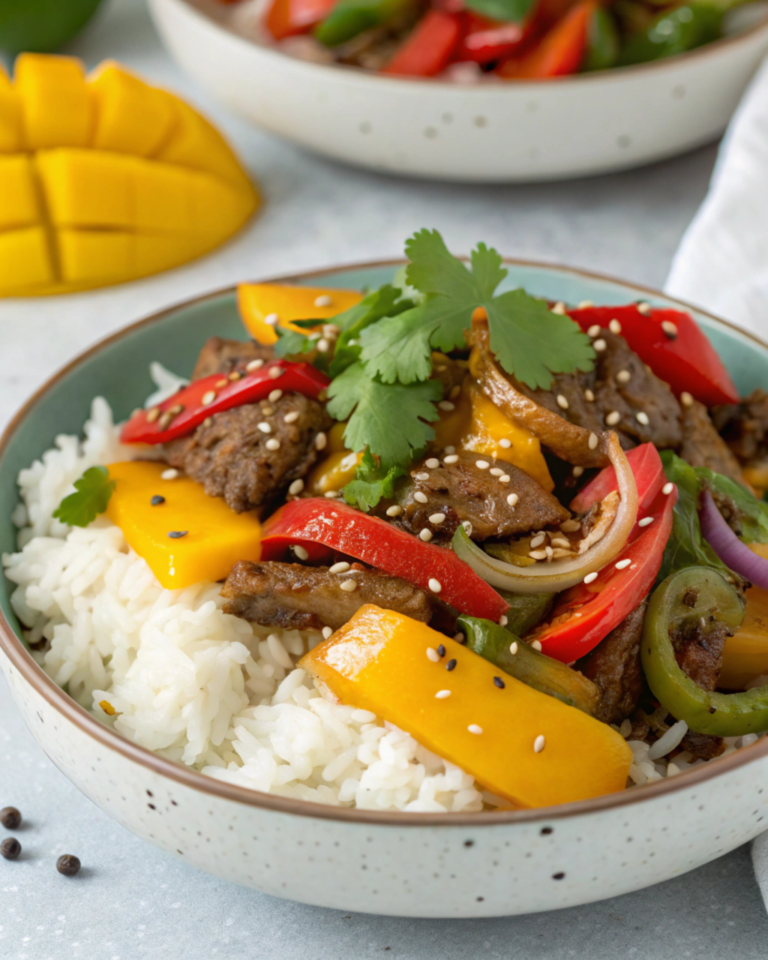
665;57;768;905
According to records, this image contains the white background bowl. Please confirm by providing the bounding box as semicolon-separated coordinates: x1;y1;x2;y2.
149;0;768;182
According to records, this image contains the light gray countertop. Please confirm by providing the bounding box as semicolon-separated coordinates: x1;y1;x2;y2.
2;0;767;956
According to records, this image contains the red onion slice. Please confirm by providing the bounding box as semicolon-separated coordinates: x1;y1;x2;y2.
700;490;768;589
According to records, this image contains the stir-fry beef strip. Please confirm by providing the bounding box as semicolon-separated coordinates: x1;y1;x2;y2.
164;393;332;513
191;336;274;381
712;389;768;466
374;451;570;543
578;602;647;725
430;352;467;400
222;560;434;631
679;398;744;484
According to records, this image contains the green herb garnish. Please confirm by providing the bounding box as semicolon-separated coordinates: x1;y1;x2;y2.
53;466;115;528
342;448;407;513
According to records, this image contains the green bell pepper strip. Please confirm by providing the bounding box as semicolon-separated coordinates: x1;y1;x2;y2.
314;0;414;47
582;6;619;71
497;590;556;637
618;4;723;66
640;567;768;737
458;616;601;716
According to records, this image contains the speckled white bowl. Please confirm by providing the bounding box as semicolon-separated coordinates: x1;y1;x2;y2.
2;260;768;918
148;0;768;182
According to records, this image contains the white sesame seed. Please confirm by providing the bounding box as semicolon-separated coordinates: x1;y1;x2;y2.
264;313;279;326
616;370;631;384
322;626;333;639
588;432;599;450
476;460;490;470
269;389;283;403
533;734;546;753
500;615;508;627
444;454;459;464
414;472;430;481
266;438;281;451
530;534;547;548
529;550;548;561
262;406;275;416
444;445;456;454
322;324;340;339
573;466;584;478
419;529;433;542
340;579;358;593
552;302;566;315
587;324;601;338
435;689;451;699
551;537;571;549
468;724;483;735
438;400;455;412
288;479;304;496
317;338;330;353
560;519;581;532
386;505;403;517
425;458;440;469
637;302;652;315
449;385;461;400
314;294;333;308
615;558;632;570
636;412;650;426
663;482;674;495
257;421;272;434
584;388;595;402
507;493;519;507
201;390;216;405
414;491;429;504
269;366;284;379
606;411;621;426
499;474;511;484
324;490;338;498
556;394;569;410
680;391;694;408
593;338;607;352
427;647;440;663
499;438;512;449
661;320;678;339
489;467;503;477
329;561;351;573
462;521;473;536
315;432;327;450
161;468;179;480
284;411;300;424
429;513;446;524
579;300;595;310
583;571;599;584
246;358;265;372
293;544;309;561
203;417;213;428
609;319;622;334
428;578;442;594
638;516;654;527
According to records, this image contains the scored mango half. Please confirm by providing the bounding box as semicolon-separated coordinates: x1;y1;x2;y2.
0;54;259;296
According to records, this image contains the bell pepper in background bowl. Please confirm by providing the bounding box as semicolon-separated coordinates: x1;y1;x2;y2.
267;0;339;38
496;0;594;78
314;0;416;47
0;0;103;56
384;10;463;76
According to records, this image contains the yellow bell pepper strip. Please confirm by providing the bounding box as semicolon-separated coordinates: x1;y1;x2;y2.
305;450;363;496
301;605;632;808
106;461;262;590
120;360;329;445
641;568;768;738
261;497;509;621
721;585;768;690
237;283;363;345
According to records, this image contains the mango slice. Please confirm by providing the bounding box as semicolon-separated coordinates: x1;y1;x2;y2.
301;605;632;808
0;55;259;296
106;461;262;590
238;282;363;344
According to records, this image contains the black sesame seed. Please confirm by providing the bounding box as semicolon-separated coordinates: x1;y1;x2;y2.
0;807;21;830
446;658;457;672
493;676;505;689
150;495;166;506
56;854;81;877
552;872;566;881
1;837;21;860
540;827;553;836
437;644;446;658
168;531;188;539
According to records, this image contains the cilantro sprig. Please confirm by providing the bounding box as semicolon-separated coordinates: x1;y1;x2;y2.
53;466;115;528
342;449;407;513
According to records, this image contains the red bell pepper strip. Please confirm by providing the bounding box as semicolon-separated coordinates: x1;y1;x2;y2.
260;497;510;621
496;0;592;78
568;304;739;407
121;361;330;445
383;10;462;77
266;0;338;40
452;12;530;65
534;485;677;663
570;443;664;519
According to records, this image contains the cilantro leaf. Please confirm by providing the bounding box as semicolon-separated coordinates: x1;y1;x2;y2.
486;290;596;390
53;466;115;528
327;362;441;470
273;327;313;359
343;448;406;512
329;286;413;378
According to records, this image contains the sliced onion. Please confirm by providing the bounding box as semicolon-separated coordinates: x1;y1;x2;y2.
700;490;768;589
453;433;638;594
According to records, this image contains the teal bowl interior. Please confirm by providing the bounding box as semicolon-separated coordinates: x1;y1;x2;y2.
2;261;767;644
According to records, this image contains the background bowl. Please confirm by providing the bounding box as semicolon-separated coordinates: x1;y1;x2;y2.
2;260;768;918
148;0;768;183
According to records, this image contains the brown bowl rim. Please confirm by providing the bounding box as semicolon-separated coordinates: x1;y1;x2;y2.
2;257;767;827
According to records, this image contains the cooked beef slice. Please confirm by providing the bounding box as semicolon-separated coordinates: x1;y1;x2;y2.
164;394;331;512
578;602;647;725
520;329;683;452
222;560;433;631
713;389;768;466
374;451;569;543
192;337;274;380
679;398;744;484
430;352;467;399
680;730;726;760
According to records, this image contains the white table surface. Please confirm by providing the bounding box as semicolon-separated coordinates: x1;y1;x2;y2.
2;0;768;956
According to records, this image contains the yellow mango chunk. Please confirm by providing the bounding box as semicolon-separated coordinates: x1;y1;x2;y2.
106;461;262;591
306;450;363;496
16;54;92;150
238;283;364;344
301;606;632;808
721;577;768;690
0;54;259;297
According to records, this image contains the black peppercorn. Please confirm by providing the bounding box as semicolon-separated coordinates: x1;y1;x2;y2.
56;854;81;877
0;807;21;830
1;837;21;860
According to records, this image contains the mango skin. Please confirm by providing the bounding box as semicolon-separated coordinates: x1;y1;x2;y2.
0;55;259;297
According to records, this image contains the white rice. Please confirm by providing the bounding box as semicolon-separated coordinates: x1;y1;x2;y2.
2;400;484;813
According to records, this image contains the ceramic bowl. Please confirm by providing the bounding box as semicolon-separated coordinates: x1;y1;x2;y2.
2;260;768;918
148;0;768;182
